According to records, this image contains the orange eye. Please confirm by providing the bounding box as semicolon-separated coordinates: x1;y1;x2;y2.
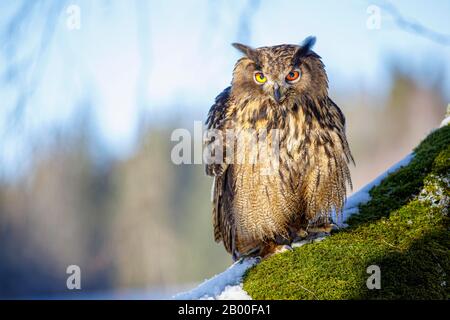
254;72;267;84
286;70;300;82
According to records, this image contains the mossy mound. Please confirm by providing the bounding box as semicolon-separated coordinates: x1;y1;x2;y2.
243;124;450;300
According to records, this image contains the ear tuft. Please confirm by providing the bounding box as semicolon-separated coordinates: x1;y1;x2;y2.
292;36;317;66
231;43;260;66
301;36;316;52
232;43;250;54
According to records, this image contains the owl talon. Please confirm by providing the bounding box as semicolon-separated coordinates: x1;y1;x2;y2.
234;247;261;262
278;244;293;252
292;228;309;242
292;232;329;248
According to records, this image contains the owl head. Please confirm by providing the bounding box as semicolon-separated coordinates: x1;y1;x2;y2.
230;36;329;105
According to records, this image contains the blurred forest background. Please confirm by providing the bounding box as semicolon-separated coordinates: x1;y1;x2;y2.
0;0;449;298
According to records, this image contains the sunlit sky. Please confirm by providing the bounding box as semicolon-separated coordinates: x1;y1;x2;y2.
1;0;450;173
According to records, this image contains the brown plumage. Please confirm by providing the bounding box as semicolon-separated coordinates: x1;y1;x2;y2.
205;37;353;260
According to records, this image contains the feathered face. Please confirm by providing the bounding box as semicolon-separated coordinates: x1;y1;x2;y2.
231;37;329;106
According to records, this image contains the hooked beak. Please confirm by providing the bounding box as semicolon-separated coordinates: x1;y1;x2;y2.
273;83;282;103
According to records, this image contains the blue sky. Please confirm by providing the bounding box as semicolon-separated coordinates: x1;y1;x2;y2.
1;0;450;173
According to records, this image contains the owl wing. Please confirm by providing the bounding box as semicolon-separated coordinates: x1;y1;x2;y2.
327;97;354;165
205;87;235;253
304;97;354;222
205;86;231;176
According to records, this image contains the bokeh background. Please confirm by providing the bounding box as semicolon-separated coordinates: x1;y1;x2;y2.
0;0;449;299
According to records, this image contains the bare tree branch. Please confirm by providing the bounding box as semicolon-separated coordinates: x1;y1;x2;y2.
378;0;450;46
1;1;66;132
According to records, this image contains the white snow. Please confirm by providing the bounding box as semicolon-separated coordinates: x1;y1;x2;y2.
216;284;252;300
173;258;258;300
440;108;450;127
441;116;450;127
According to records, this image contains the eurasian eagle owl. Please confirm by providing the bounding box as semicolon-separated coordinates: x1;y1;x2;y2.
205;37;353;260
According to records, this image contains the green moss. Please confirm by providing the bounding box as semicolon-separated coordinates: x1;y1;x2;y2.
243;124;450;300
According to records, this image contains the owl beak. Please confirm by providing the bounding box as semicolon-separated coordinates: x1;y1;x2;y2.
273;83;282;103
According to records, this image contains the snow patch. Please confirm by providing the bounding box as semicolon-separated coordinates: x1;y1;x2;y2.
440;113;450;127
173;258;258;300
216;284;252;300
441;117;450;127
